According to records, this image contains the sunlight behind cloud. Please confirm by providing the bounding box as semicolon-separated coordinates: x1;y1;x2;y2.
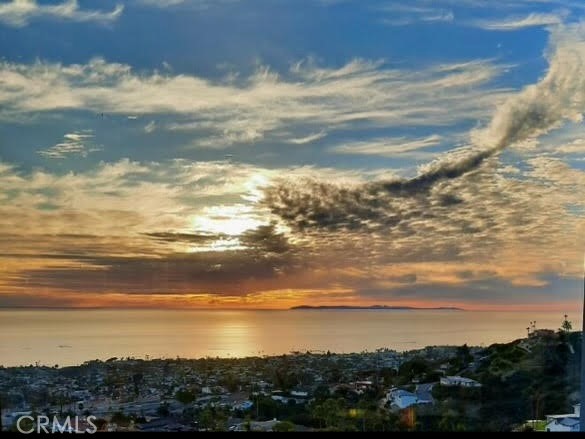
191;204;267;236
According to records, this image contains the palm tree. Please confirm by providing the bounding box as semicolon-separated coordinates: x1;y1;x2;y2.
561;315;572;333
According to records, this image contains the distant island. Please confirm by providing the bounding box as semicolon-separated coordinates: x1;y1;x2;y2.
290;305;464;311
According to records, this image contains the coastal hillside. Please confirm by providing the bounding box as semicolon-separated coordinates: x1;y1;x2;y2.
0;326;580;432
416;328;581;431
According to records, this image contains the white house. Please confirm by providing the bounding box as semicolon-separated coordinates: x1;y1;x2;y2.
545;416;579;432
387;384;436;410
439;376;481;388
545;404;580;432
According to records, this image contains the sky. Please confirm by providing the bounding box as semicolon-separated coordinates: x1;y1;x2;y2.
0;0;584;311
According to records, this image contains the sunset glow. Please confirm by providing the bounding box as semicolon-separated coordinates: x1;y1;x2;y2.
0;0;583;313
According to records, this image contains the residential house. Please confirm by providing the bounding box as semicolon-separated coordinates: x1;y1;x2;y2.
440;376;481;388
545;404;580;432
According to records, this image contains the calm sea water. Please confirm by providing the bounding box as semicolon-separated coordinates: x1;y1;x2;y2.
0;309;580;367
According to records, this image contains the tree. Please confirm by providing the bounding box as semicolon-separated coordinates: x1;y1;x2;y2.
198;407;227;431
457;344;473;364
198;407;215;430
313;384;330;402
175;390;195;405
561;314;572;333
221;373;240;393
312;398;345;428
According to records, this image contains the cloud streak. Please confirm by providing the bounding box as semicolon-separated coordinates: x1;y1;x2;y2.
0;57;508;148
266;23;585;229
330;134;443;157
473;12;566;31
0;0;123;27
38;130;100;159
287;131;327;145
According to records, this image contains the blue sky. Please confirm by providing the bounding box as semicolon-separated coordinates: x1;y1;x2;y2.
0;0;584;310
0;0;560;172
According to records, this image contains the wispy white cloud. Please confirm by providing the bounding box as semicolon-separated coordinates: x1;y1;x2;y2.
400;0;585;12
378;3;454;26
138;0;186;6
527;155;585;187
330;134;443;157
136;0;237;10
38;130;100;159
471;23;585;150
0;57;509;148
556;138;585;154
382;12;454;26
379;0;585;29
144;120;157;133
287;131;327;145
474;11;567;31
0;0;123;27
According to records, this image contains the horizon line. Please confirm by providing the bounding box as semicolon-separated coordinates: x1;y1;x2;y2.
1;305;578;313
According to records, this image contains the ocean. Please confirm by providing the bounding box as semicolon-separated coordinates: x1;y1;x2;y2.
0;309;579;367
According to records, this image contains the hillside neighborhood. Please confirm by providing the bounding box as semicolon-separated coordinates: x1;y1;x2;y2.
1;326;581;432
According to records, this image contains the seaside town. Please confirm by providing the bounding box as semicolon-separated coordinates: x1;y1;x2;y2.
0;319;581;432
